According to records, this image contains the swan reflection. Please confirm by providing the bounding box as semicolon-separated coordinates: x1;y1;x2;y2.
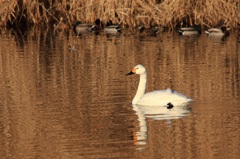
132;104;191;149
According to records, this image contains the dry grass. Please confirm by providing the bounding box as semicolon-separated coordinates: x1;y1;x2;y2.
0;0;240;30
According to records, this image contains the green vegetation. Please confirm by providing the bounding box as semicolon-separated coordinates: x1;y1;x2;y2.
0;0;240;30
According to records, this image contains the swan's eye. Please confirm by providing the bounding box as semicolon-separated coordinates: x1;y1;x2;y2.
137;68;138;69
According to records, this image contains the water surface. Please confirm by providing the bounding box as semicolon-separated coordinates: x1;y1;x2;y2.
0;30;239;159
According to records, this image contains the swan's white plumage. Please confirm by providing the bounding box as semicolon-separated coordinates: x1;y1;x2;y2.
127;64;192;107
137;89;192;106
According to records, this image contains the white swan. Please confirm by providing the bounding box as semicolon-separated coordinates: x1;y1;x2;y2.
126;64;192;106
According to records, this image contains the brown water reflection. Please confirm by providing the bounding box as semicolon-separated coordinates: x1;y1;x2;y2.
0;30;239;159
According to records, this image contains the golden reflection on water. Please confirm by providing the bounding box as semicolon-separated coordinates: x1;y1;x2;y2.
0;30;239;159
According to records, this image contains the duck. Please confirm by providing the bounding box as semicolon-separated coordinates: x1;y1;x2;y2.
74;21;93;35
104;20;121;36
178;26;201;36
91;19;103;34
205;27;230;37
126;64;192;106
138;26;159;36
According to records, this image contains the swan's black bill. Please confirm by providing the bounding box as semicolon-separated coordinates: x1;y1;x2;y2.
126;71;135;76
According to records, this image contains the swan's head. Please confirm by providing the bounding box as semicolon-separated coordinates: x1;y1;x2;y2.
126;64;146;76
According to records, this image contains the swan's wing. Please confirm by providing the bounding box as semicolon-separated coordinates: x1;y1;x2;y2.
138;88;191;106
165;88;190;99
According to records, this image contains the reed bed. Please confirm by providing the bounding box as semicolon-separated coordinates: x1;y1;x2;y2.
1;0;240;30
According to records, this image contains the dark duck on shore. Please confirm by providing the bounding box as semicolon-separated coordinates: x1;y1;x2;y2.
178;26;201;36
138;26;159;36
74;21;93;35
205;26;230;37
104;20;121;36
91;19;103;34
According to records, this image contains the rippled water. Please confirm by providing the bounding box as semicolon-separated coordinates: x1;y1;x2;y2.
0;29;239;159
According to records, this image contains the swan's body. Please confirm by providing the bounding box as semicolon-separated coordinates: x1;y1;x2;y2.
127;64;192;107
136;89;191;106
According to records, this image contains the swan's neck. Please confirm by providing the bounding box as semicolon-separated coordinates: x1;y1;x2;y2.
132;73;147;104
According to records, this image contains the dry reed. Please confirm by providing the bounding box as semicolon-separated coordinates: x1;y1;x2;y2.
0;0;240;30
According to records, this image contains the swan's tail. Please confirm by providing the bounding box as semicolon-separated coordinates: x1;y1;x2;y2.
187;98;192;102
184;98;193;106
